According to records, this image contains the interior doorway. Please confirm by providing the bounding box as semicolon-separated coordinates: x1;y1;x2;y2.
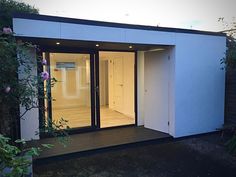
99;51;135;128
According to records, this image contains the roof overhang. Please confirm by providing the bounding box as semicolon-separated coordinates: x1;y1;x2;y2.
13;13;225;37
16;36;170;51
13;13;226;52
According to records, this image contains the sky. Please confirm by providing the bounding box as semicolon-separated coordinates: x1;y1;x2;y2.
18;0;236;32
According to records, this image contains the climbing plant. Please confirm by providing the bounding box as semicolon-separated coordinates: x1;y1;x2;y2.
0;0;39;139
0;1;70;176
219;17;236;70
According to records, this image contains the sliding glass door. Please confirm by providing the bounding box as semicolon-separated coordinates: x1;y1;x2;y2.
43;52;96;130
41;50;136;133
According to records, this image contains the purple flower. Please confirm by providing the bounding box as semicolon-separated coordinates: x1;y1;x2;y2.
2;27;12;34
42;59;47;65
4;86;11;93
41;71;50;80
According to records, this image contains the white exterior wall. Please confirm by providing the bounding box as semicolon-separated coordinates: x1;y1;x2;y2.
18;48;39;141
174;34;226;137
137;51;145;126
13;17;226;139
13;18;175;45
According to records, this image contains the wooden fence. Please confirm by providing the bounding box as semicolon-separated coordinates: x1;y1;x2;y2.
225;69;236;124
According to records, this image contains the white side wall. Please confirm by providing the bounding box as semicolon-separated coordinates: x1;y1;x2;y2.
137;51;145;126
18;48;39;141
174;34;226;137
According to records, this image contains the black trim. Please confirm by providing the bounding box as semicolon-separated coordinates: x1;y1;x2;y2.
134;52;138;126
90;53;96;128
41;50;97;135
95;51;100;128
37;50;45;136
45;52;52;127
98;50;137;127
13;13;225;37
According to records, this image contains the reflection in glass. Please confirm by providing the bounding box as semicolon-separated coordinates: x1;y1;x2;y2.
48;53;91;128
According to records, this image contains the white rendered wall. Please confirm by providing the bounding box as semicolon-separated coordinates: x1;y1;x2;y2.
13;18;176;45
137;51;145;126
18;48;39;141
174;34;226;137
14;17;226;138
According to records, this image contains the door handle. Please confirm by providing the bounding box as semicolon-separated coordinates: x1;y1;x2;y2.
95;86;99;92
119;84;123;86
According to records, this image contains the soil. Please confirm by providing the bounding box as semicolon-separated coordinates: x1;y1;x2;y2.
33;132;236;177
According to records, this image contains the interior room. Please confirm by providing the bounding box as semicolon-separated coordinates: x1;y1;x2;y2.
99;51;135;128
44;51;135;129
48;53;92;128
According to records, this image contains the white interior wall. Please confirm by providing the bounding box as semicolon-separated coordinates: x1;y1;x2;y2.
100;52;135;118
99;60;109;106
50;53;90;109
108;58;114;109
123;55;135;117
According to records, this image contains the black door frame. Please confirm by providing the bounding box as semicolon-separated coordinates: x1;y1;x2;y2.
98;50;138;129
38;46;137;138
39;47;99;138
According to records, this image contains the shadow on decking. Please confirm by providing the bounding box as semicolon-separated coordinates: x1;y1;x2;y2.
29;126;172;164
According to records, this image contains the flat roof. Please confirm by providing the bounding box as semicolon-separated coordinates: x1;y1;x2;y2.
13;13;225;37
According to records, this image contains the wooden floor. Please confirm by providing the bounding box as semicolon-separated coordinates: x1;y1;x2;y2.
52;106;135;128
29;126;171;160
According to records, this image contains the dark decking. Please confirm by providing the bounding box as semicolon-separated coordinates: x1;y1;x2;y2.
29;126;171;161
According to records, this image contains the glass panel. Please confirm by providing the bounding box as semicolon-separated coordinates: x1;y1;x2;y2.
49;53;91;129
99;52;135;128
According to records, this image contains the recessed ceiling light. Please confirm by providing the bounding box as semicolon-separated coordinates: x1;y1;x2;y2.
56;42;60;45
129;45;133;49
148;48;165;52
96;44;99;47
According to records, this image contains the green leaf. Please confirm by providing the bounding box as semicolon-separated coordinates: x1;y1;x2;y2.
15;139;26;145
41;144;54;149
26;147;41;156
